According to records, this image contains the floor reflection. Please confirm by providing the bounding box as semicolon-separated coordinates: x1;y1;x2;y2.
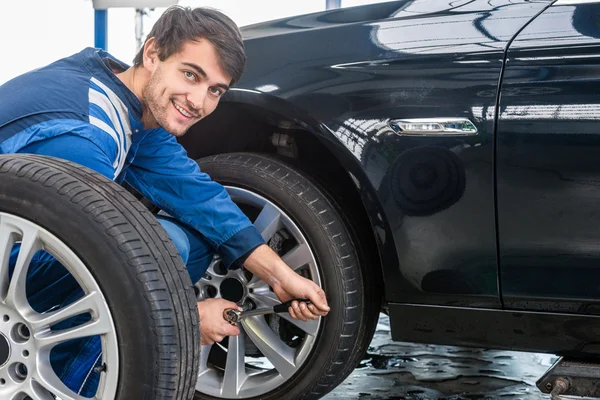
325;314;556;399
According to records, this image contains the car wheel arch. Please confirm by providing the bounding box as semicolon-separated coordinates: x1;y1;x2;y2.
180;93;395;307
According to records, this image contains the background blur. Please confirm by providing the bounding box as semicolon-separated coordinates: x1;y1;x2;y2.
0;0;390;84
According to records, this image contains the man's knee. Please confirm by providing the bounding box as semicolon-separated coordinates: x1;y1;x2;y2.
155;215;215;284
157;217;191;264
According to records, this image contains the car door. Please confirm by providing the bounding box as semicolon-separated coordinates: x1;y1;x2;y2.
497;0;600;314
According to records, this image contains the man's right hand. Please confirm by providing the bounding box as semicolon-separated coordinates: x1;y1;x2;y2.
198;298;242;345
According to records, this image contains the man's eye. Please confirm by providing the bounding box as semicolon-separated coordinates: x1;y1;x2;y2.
210;88;223;97
184;71;196;80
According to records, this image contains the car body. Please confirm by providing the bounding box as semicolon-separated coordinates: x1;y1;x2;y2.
181;0;600;397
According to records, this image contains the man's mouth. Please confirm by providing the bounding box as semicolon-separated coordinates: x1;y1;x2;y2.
172;101;195;119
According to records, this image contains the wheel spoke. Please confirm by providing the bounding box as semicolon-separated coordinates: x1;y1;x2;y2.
24;378;58;400
221;329;248;397
26;291;103;333
242;317;297;379
281;243;312;271
284;316;319;337
36;363;84;400
251;291;320;336
198;344;213;373
231;267;248;283
246;274;267;290
0;219;17;301
253;203;282;241
250;289;280;308
202;259;226;286
6;225;41;311
37;318;111;350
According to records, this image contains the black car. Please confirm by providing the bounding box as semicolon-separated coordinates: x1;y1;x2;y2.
177;0;600;398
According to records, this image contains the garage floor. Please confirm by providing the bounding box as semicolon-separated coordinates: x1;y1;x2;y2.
324;314;556;399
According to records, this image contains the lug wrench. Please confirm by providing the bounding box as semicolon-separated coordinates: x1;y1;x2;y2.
223;299;312;325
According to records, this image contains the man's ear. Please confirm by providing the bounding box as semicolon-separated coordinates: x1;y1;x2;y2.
142;37;159;72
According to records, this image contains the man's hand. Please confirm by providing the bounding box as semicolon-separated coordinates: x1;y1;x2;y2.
198;298;241;345
244;244;330;322
273;269;330;322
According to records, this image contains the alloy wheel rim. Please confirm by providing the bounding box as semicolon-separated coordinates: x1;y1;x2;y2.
195;187;322;398
0;212;118;400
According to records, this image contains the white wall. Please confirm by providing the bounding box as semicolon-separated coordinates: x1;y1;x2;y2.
0;0;391;84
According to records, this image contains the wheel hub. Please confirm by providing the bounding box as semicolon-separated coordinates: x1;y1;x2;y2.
220;277;246;303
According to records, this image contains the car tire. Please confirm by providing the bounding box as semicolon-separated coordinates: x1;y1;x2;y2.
0;154;199;399
194;153;372;400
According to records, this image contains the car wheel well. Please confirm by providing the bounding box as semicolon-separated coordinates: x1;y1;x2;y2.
180;102;384;309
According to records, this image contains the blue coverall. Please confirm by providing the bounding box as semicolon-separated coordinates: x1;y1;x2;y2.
0;48;265;395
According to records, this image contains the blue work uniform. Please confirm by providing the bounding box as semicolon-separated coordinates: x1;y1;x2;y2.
0;48;265;395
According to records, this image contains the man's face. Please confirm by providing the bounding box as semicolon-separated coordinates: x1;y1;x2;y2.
142;39;231;137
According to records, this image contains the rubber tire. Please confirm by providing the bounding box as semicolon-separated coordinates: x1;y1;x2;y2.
0;154;199;400
284;156;382;370
194;153;369;400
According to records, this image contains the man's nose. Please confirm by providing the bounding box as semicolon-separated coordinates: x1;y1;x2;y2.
187;89;206;113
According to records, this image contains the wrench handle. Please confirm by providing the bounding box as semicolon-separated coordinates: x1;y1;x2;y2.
273;299;311;314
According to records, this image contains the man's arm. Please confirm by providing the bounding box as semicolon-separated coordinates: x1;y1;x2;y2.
122;129;265;268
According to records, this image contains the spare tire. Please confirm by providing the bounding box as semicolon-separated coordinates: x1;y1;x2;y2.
0;154;199;399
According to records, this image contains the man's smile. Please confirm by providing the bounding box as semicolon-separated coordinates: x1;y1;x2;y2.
172;100;196;119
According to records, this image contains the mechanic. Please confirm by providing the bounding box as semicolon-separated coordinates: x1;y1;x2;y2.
0;5;330;396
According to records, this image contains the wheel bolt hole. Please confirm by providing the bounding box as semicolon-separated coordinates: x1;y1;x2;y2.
243;268;254;282
213;263;228;276
9;362;27;382
203;285;218;299
16;364;27;378
22;350;29;358
0;378;5;385
11;323;30;343
2;315;8;322
18;324;30;340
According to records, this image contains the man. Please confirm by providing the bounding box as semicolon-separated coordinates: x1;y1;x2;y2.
0;5;329;396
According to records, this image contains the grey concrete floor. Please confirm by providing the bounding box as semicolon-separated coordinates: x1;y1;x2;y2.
324;314;557;400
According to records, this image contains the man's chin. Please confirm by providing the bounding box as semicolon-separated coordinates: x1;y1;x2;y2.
158;121;189;137
168;129;187;138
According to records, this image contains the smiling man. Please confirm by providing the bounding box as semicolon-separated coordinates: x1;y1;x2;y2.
0;5;329;397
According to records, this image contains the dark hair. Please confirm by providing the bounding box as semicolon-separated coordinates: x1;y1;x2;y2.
133;6;246;86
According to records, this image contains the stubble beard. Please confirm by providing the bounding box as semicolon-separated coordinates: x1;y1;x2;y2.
142;69;188;137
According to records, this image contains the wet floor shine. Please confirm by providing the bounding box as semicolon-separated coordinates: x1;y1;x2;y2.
324;314;556;400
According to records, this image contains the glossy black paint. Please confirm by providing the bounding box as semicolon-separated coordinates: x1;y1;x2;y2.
231;0;551;307
497;3;600;315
